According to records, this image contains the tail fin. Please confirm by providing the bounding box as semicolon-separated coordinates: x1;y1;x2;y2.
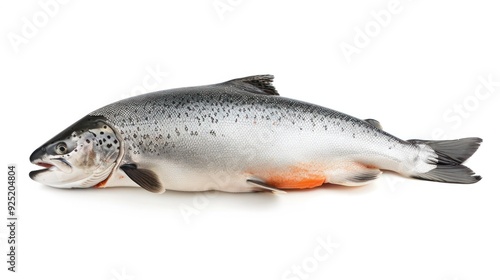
408;137;482;184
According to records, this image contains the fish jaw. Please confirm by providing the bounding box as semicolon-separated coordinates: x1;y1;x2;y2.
29;146;74;186
29;150;88;188
29;161;116;189
29;161;73;188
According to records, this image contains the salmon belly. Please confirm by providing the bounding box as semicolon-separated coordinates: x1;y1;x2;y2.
262;165;327;189
248;162;382;189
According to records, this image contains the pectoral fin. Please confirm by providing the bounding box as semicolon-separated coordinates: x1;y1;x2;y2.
247;179;287;194
120;164;164;193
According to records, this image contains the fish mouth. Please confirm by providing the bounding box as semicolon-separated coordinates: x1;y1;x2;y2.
35;161;54;169
29;159;57;180
29;147;52;177
29;158;72;181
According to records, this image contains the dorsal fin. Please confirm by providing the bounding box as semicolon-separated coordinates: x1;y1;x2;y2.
224;75;279;96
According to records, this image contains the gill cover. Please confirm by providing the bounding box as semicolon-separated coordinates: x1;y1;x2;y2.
29;116;122;188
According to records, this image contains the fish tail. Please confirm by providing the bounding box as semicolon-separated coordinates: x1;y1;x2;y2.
407;137;482;184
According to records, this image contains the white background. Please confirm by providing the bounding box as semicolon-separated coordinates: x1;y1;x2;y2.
1;1;499;279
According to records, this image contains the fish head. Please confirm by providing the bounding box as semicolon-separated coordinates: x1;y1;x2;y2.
29;116;122;189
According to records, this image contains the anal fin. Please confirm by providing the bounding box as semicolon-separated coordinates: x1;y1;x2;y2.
247;179;287;194
346;169;381;185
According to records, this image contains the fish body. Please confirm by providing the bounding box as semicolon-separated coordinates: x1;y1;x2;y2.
30;75;482;193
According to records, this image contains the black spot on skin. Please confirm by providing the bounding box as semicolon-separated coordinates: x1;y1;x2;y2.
133;134;137;138
86;139;90;143
107;144;112;148
107;135;111;139
100;131;104;135
99;140;103;145
114;140;118;144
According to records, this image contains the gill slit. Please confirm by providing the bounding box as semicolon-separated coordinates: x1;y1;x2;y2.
93;121;126;188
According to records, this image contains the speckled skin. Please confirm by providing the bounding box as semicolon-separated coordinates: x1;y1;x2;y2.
85;77;434;192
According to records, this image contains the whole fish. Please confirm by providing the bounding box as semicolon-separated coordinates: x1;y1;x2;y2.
29;75;482;193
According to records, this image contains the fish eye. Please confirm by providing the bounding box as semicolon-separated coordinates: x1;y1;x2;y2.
55;142;68;155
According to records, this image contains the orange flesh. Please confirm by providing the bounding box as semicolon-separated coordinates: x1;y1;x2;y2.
268;176;326;189
260;165;327;190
